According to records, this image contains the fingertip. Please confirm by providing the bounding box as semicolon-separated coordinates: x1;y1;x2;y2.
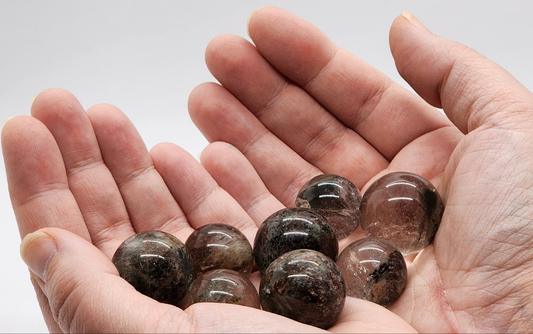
2;116;16;133
30;94;38;108
246;6;275;38
199;141;240;165
20;230;58;282
400;11;431;32
30;88;85;123
197;146;203;161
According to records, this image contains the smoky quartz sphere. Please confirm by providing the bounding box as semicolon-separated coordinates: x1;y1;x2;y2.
296;174;362;240
360;172;444;255
112;230;193;307
253;207;338;275
185;223;253;278
337;238;407;307
260;249;346;329
180;269;260;309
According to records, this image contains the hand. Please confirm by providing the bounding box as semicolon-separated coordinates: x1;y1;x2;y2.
3;88;414;333
188;7;533;333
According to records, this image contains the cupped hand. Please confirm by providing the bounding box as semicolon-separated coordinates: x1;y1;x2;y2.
3;88;414;333
188;7;533;333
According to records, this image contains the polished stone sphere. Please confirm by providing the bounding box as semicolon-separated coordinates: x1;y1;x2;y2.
180;269;260;309
337;238;407;307
360;172;444;255
112;230;193;307
296;173;362;239
253;207;338;275
260;249;346;329
185;223;253;278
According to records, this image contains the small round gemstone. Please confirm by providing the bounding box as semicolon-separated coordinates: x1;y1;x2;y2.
260;249;346;329
112;230;193;307
360;172;444;255
253;207;338;275
185;223;253;278
336;238;407;307
296;174;362;239
180;269;260;309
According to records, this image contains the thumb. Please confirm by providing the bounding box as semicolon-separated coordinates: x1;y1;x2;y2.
389;11;533;134
20;227;193;333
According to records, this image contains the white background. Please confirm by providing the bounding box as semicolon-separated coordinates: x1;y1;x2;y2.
2;1;533;332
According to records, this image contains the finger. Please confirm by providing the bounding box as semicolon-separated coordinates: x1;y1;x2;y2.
186;303;326;333
244;7;450;159
87;104;190;243
30;276;62;333
189;82;323;205
330;297;417;333
20;228;194;333
199;141;285;226
151;142;258;242
199;141;370;252
389;11;533;133
205;34;388;185
2;116;90;241
30;89;133;257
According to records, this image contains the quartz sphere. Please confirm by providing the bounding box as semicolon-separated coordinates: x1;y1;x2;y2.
260;249;346;329
185;223;253;278
112;230;193;307
336;238;407;307
296;174;362;240
180;269;260;309
253;207;338;275
360;172;444;255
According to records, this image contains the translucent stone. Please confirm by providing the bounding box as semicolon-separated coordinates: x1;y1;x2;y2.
296;174;362;239
185;223;253;278
112;230;193;307
360;172;444;255
260;249;346;329
253;207;338;275
336;238;407;307
180;269;260;309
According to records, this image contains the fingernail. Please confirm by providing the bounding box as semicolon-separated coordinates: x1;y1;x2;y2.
30;95;38;108
20;231;58;282
402;11;431;32
246;6;272;37
197;147;204;161
2;116;15;131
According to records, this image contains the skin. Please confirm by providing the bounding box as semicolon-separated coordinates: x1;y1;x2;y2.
4;7;533;333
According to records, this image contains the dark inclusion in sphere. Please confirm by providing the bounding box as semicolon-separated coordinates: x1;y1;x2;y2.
360;172;444;255
296;174;362;240
336;238;407;307
112;230;193;307
253;207;338;275
180;269;260;309
260;249;346;329
185;223;253;278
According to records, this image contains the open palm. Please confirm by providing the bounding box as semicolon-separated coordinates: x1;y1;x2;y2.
188;8;533;332
5;7;533;333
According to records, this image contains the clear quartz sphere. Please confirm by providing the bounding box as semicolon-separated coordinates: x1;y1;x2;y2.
336;237;407;307
180;269;260;309
253;207;338;275
296;174;362;240
260;249;346;329
112;230;193;307
185;223;253;278
360;172;444;255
